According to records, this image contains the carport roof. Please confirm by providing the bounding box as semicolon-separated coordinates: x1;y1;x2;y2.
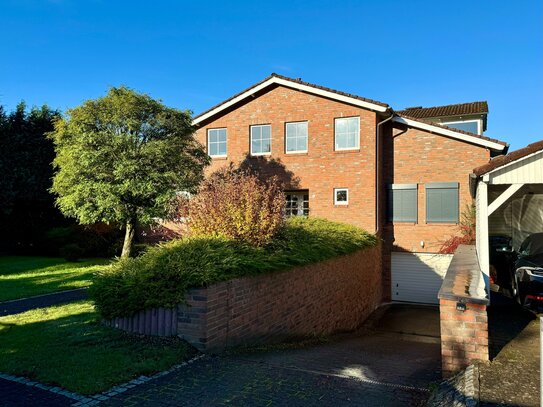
473;139;543;176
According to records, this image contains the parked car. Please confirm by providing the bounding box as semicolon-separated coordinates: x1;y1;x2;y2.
512;232;543;309
489;235;516;291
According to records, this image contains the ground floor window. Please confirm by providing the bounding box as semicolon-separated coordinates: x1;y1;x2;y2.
285;191;309;216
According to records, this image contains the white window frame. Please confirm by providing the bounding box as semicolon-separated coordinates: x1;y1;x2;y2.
334;188;349;205
285;121;308;154
334;117;360;151
250;124;272;156
441;119;482;135
285;191;310;217
207;128;227;157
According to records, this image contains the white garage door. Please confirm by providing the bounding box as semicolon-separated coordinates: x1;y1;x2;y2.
391;252;453;304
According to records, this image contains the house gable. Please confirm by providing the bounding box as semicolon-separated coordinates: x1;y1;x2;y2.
193;74;389;126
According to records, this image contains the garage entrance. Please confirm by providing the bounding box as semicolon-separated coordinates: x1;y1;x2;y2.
391;252;452;304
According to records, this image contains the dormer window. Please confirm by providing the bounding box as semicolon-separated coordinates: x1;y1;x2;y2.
441;120;481;135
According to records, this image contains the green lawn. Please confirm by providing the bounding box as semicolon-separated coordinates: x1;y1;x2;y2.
0;301;195;394
0;256;110;302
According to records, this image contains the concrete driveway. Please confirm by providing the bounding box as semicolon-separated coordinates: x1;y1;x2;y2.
103;304;441;407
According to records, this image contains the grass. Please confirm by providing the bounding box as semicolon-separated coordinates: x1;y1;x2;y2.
0;301;195;394
0;256;110;302
92;217;378;319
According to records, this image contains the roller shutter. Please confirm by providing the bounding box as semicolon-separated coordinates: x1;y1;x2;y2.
391;252;453;304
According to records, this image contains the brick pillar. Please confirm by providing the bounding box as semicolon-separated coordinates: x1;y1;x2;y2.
439;298;489;377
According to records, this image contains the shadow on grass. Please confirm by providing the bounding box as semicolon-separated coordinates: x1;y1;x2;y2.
0;302;195;394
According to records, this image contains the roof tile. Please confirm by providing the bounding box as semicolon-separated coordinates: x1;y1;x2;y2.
473;139;543;175
398;102;488;119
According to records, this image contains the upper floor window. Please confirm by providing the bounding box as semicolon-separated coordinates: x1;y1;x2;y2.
334;117;360;150
426;182;459;223
442;120;480;135
207;128;227;157
250;124;271;155
285;121;308;153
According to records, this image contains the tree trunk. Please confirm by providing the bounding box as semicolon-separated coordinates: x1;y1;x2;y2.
121;219;136;259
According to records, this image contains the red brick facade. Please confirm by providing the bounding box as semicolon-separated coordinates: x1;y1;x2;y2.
194;82;494;306
195;85;379;232
195;85;491;249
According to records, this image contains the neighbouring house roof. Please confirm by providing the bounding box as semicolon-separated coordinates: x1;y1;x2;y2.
393;114;508;152
192;73;390;125
472;139;543;176
397;101;489;119
193;74;508;152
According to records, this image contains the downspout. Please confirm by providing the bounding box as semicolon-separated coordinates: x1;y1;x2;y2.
375;110;395;236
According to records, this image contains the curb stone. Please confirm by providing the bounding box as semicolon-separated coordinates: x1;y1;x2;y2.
427;365;479;407
0;354;206;406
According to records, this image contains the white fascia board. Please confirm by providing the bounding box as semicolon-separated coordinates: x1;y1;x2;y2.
392;116;506;152
193;77;388;126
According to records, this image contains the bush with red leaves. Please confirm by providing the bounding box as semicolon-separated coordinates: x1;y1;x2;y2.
439;204;476;254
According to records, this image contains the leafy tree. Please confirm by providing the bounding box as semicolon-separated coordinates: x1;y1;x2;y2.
49;87;209;258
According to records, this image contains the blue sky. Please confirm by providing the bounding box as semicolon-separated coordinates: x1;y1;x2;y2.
1;0;541;150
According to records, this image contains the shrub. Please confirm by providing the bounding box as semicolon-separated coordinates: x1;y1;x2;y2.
439;204;476;254
59;243;84;262
90;217;378;319
186;165;285;247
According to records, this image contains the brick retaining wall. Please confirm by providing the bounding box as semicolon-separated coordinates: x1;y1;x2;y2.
177;245;382;352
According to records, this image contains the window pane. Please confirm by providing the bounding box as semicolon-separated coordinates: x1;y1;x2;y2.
286;136;297;152
252;140;261;154
262;138;271;153
262;125;271;138
251;126;261;139
444;121;478;134
209;143;218;156
218;142;227;156
297;136;307;151
218;130;227;142
336;190;347;202
335;119;347;133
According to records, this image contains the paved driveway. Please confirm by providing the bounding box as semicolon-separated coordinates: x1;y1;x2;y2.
103;304;441;407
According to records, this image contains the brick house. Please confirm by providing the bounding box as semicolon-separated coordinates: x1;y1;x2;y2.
192;74;509;304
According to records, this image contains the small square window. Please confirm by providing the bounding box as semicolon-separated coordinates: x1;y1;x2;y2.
250;124;272;155
334;188;349;205
207;128;227;157
285;121;308;153
334;117;360;150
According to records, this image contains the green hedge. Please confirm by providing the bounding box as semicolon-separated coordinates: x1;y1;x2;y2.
90;217;378;319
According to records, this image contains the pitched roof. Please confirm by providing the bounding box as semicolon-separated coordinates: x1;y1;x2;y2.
473;139;543;176
397;101;488;119
394;114;508;151
192;73;389;125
